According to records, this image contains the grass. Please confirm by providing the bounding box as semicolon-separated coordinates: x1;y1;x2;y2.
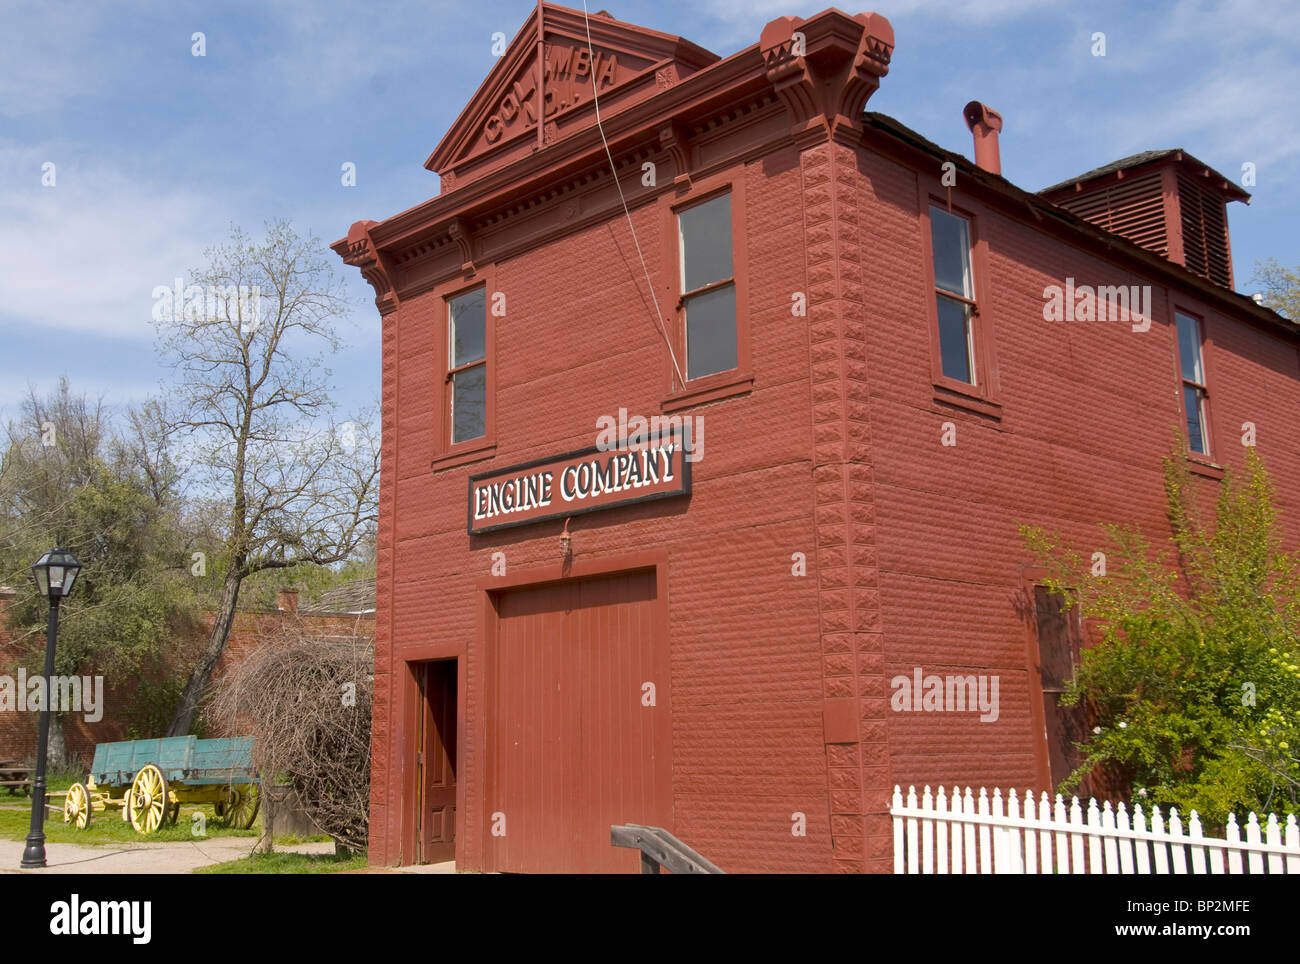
0;776;342;871
275;833;333;845
194;850;367;874
0;797;260;845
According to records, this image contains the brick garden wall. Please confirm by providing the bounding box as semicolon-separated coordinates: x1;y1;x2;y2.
0;604;373;769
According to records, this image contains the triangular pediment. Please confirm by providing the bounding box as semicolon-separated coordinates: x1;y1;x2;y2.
427;4;718;185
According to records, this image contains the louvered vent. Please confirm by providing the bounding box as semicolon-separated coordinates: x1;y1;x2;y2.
1177;172;1232;288
1040;151;1247;291
1052;171;1167;258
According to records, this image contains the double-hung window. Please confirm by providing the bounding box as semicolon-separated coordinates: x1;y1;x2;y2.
1176;311;1210;456
678;192;737;380
448;286;487;444
929;205;978;385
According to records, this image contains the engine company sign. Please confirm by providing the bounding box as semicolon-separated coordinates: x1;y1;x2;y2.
468;426;691;535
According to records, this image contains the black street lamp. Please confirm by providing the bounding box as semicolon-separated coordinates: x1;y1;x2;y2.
20;546;81;869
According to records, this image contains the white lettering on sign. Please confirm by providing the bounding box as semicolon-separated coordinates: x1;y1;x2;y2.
560;445;675;502
473;444;677;523
468;429;690;534
474;470;555;521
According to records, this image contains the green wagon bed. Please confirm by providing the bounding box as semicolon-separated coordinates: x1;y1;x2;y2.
63;735;260;834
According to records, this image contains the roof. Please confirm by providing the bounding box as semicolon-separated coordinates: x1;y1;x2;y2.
1039;148;1250;202
336;5;1288;344
1039;150;1176;193
303;579;376;615
861;112;1290;335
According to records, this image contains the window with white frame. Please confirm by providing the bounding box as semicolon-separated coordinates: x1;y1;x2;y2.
448;286;486;444
678;193;737;380
1176;311;1210;456
929;205;977;385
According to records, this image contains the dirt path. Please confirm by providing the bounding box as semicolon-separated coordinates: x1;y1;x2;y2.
0;836;335;874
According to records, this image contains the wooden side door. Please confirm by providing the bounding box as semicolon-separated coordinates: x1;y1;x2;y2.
416;659;457;863
1034;587;1091;796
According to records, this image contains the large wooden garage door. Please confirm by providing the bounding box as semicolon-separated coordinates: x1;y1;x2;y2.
485;569;670;873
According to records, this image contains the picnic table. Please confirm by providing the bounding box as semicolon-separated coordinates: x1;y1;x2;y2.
0;759;33;796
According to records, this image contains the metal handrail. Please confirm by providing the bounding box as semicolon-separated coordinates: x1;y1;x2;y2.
610;823;725;874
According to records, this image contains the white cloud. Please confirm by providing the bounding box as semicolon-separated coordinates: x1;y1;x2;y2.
0;146;230;339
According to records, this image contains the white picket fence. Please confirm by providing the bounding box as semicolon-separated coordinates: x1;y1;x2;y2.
891;784;1300;874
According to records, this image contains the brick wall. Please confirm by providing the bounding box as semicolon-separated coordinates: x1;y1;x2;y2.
374;136;840;870
855;146;1300;857
373;122;1300;872
359;12;1299;875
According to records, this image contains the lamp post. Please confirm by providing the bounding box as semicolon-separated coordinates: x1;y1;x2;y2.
20;546;81;869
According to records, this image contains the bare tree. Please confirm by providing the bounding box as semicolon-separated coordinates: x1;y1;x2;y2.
157;220;378;736
208;626;373;852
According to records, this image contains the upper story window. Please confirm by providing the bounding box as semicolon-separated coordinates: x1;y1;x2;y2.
678;192;737;380
1175;310;1210;456
929;205;977;385
449;286;486;444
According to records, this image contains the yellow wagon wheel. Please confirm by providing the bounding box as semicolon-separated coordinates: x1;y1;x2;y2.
63;782;91;829
224;785;260;829
126;764;169;834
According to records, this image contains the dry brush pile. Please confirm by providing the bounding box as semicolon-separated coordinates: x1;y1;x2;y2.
209;625;373;851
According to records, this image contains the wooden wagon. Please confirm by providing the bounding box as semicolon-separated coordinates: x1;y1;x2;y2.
62;736;260;834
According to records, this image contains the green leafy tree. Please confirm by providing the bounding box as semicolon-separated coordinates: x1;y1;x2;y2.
1249;257;1300;321
1022;445;1300;825
0;381;200;762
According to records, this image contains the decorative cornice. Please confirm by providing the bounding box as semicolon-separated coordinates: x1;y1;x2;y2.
358;47;770;255
448;217;475;274
334;10;889;297
658;120;693;186
425;2;718;179
760;11;893;136
331;220;398;315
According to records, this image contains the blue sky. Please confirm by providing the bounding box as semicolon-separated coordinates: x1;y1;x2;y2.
2;0;1297;426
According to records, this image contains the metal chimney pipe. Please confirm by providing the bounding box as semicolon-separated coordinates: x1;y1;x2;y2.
963;101;1003;176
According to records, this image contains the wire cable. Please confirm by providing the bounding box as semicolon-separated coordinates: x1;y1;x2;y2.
579;1;686;391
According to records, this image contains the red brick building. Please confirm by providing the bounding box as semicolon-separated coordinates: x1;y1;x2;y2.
336;4;1297;872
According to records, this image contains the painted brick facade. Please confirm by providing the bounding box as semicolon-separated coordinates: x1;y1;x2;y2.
338;4;1299;872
